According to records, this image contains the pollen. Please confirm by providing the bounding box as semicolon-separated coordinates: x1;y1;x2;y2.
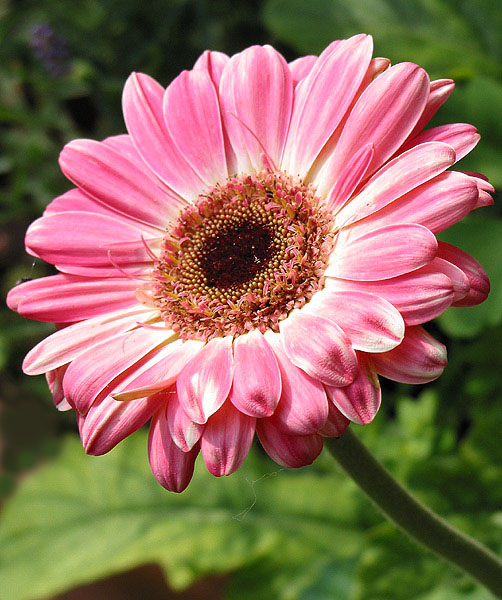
153;170;334;341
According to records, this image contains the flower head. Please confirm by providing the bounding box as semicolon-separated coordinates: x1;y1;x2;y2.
9;35;492;491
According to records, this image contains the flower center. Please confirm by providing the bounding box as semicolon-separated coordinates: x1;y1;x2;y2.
153;170;334;341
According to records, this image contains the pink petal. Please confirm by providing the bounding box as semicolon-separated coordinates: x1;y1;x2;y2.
201;401;256;476
333;142;456;228
193;50;229;87
46;365;72;411
230;330;281;418
113;339;204;402
326;223;437;281
283;35;373;176
315;62;429;194
325;143;374;213
265;331;328;435
319;402;350;438
44;188;127;221
22;307;156;375
288;55;317;86
326;264;454;326
219;45;293;172
7;273;144;323
122;72;206;201
148;403;199;492
325;353;381;425
432;257;470;302
348;170;478;235
409;79;455;137
176;336;233;424
307;289;404;352
63;327;172;414
166;387;205;452
401;123;480;162
59;138;183;228
256;420;323;468
279;311;357;387
372;325;447;384
25;212;155;276
436;242;490;307
163;69;227;186
81;389;166;455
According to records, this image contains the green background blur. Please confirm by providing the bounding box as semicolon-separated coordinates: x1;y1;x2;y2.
1;1;502;599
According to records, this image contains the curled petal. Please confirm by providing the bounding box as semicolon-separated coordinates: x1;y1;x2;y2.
63;327;172;415
201;401;256;476
409;78;455;136
403;123;479;162
326;265;454;327
372;326;447;384
149;404;199;493
177;336;233;424
319;402;350;438
257;420;323;468
230;330;281;418
193;50;229;88
166;388;205;452
325;353;381;425
288;55;317;86
280;311;357;387
437;242;490;307
81;390;166;456
265;332;328;435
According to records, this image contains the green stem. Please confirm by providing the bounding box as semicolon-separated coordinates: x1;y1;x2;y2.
325;429;502;598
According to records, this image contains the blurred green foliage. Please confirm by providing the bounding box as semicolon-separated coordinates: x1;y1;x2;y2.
1;0;501;599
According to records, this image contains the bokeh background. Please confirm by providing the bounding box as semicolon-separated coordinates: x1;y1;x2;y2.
1;1;502;599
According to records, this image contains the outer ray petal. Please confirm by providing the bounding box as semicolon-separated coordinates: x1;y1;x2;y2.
7;274;146;324
282;34;373;176
315;62;429;196
201;401;256;476
193;50;229;87
163;69;227;185
166;388;205;452
21;307;157;375
400;123;480;162
333;142;456;228
265;331;328;435
326;265;454;326
257;420;323;468
288;55;317;86
326;224;437;281
325;353;381;425
176;336;233;424
372;326;447;384
63;327;172;415
81;390;166;456
279;311;357;387
219;45;293;172
319;402;350;438
25;212;155;275
348;171;478;235
148;403;199;493
230;330;281;418
122;72;206;201
409;79;455;136
59;138;183;228
306;289;404;352
113;339;204;402
437;242;490;307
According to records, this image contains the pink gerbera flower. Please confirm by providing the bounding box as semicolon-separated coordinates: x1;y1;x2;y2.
8;35;492;492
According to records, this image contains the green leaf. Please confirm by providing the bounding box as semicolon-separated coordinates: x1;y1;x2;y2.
262;0;501;80
0;433;362;600
438;217;502;338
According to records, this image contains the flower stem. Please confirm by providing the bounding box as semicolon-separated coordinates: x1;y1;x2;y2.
325;429;502;598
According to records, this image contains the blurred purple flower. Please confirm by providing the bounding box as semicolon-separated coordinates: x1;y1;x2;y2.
30;23;71;77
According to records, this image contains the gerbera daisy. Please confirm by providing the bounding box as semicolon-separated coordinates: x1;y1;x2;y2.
8;34;492;492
